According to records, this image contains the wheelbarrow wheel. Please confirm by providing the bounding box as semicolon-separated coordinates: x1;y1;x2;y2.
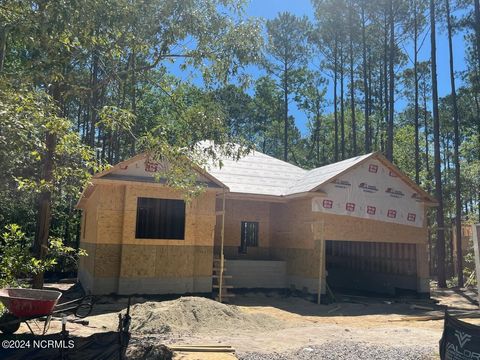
75;303;93;318
0;313;20;334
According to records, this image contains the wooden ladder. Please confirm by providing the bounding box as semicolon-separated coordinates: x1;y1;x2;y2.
212;257;234;302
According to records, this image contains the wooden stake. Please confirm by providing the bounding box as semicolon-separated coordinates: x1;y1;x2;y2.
317;220;325;304
219;189;226;303
471;224;480;307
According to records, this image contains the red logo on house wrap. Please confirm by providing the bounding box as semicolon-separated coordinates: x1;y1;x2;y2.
346;202;355;212
323;199;333;209
407;213;416;222
387;209;397;218
345;203;355;211
368;164;378;173
366;205;376;215
145;161;160;172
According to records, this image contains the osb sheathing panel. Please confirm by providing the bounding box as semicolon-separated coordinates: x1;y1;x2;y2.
214;198;271;248
124;184;184;211
313;212;427;244
270;247;321;278
119;245;213;278
269;197;427;250
96;210;123;244
94;244;122;277
270;199;314;250
120;244;157;277
97;184;125;211
193;246;214;276
79;182;217;291
82;191;100;245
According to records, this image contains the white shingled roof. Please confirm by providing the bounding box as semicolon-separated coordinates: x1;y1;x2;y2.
79;142;436;207
286;153;374;195
204;143;375;197
206;149;307;196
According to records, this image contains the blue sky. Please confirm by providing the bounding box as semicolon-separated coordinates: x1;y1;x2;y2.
169;0;469;136
244;0;468;135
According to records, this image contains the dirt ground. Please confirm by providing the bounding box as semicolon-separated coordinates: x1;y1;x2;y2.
15;283;480;359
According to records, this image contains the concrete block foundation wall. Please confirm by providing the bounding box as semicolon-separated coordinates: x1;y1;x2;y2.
226;260;287;288
78;183;217;295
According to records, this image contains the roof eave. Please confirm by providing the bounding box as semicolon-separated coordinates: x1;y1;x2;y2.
75;182;96;209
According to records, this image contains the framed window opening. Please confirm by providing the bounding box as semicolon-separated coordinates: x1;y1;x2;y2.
239;221;259;254
135;197;185;240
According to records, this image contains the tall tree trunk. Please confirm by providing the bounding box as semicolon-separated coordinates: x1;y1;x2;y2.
387;0;395;161
424;89;430;180
340;48;346;160
32;83;60;289
334;38;339;162
379;61;385;152
361;2;370;153
474;0;480;223
413;0;420;185
349;3;357;156
368;49;373;150
445;0;463;286
383;12;389;155
430;0;447;288
316;107;321;165
475;0;480;76
90;48;99;148
130;50;137;156
0;25;8;73
283;62;289;162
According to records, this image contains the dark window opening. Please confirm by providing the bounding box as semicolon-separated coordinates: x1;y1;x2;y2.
135;197;185;240
239;221;259;254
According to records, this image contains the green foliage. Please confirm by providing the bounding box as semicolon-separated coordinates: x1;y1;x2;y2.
0;83;100;239
1;0;480;288
0;224;86;288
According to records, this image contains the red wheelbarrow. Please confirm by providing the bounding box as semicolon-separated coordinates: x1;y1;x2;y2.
0;288;93;335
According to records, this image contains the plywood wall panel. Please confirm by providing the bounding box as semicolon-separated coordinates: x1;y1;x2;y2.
94;244;121;277
154;245;194;277
313;212;427;244
97;184;125;211
83;192;99;245
96;210;123;244
120;244;157;278
193;246;214;276
214;198;271;249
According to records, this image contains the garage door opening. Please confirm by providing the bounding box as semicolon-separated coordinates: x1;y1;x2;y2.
325;240;418;296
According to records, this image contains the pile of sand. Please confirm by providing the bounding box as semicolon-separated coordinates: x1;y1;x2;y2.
130;296;283;335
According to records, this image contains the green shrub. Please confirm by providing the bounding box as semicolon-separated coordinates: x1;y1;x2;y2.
0;224;86;288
